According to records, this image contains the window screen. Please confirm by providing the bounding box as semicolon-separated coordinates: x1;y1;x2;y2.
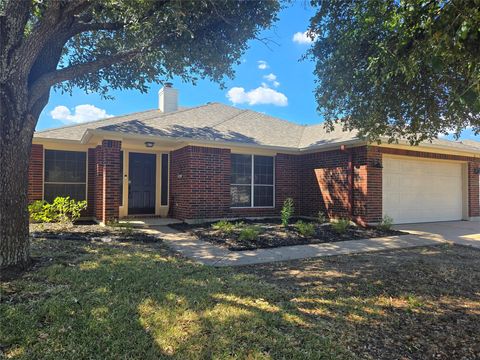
44;150;86;202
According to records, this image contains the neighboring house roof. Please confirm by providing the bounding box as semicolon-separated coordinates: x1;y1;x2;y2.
35;102;479;153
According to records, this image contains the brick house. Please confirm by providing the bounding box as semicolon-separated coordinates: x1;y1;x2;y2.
30;84;480;225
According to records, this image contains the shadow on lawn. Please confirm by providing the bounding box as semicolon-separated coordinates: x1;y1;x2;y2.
244;245;480;359
1;239;347;359
2;239;479;359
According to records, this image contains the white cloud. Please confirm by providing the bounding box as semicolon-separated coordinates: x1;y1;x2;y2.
50;104;113;123
292;31;314;44
263;73;277;82
257;60;269;70
263;73;280;87
226;84;288;107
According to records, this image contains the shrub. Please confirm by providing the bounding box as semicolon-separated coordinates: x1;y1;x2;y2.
318;211;328;224
331;218;350;234
377;215;394;231
238;226;261;241
28;196;87;225
212;220;236;235
294;220;315;237
280;198;295;227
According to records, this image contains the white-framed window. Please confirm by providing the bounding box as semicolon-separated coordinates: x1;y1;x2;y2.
44;149;87;202
230;154;274;208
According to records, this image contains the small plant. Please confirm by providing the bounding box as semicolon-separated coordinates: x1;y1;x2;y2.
377;215;394;231
317;211;328;224
108;220;134;235
331;218;350;234
281;198;295;227
28;197;87;225
212;220;236;235
238;225;261;241
294;220;315;237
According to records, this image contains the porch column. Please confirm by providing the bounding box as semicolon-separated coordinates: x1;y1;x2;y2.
95;140;121;223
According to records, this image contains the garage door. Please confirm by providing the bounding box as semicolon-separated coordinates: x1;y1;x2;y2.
382;156;464;224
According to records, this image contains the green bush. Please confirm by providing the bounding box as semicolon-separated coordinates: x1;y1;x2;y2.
377;215;394;231
331;218;350;234
212;220;236;235
28;197;87;225
318;211;328;224
280;198;295;227
294;220;315;237
238;226;261;241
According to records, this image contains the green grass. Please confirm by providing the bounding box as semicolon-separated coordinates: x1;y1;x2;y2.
1;237;348;359
3;235;479;359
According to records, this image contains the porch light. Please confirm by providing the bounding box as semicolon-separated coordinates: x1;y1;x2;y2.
474;167;480;175
145;141;155;148
371;159;383;168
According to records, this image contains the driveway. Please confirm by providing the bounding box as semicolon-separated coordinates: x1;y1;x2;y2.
395;221;480;249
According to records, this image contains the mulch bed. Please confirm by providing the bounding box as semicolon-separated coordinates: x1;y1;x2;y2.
170;218;407;251
29;222;160;243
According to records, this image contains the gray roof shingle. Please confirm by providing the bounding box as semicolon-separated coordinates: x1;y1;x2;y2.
35;102;479;152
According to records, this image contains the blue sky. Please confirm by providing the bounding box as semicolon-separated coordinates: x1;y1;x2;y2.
37;2;477;141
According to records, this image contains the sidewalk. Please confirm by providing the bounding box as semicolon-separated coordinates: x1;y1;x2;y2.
144;226;448;266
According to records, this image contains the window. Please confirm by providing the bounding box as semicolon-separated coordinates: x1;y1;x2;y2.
44;150;86;202
231;154;274;207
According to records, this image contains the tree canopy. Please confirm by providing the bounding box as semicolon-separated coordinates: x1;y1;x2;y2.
308;0;480;144
0;0;280;268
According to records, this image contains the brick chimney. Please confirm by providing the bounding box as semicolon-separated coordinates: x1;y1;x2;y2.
158;82;178;113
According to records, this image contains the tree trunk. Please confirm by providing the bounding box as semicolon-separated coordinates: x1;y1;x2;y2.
0;104;33;269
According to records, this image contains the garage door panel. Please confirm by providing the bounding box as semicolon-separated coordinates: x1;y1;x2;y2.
382;157;463;224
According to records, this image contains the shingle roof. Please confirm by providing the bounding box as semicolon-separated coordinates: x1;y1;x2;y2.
35;102;479;152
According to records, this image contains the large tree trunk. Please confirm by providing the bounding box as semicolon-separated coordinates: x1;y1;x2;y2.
0;88;35;268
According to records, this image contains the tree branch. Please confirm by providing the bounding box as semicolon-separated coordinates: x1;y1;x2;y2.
28;48;140;109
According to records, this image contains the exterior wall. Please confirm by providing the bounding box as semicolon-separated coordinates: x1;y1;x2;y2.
94;140;121;223
28;144;44;203
169;146;300;220
28;140;480;224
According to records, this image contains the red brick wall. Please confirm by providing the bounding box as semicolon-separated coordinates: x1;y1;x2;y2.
28;144;44;203
169;146;301;220
93;140;121;223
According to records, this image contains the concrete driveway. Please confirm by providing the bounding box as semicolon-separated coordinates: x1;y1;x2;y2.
395;221;480;249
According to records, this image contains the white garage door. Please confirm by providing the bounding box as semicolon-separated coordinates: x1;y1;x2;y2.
382;156;464;224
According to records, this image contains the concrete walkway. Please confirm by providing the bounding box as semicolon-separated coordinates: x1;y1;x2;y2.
395;220;480;249
144;226;451;266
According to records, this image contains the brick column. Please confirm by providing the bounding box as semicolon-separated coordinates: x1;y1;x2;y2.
468;161;480;218
94;140;121;223
28;144;43;203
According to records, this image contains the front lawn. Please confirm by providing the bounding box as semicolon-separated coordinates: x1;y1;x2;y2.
1;227;479;359
170;218;406;251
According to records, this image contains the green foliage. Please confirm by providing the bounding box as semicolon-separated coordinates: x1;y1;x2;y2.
108;220;134;235
28;200;53;223
22;1;280;98
28;197;87;225
294;221;316;237
308;0;480;143
331;218;350;234
238;226;261;242
212;220;236;235
377;215;394;231
281;198;295;228
318;211;328;224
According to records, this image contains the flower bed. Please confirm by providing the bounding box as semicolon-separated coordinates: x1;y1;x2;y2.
170;218;407;251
